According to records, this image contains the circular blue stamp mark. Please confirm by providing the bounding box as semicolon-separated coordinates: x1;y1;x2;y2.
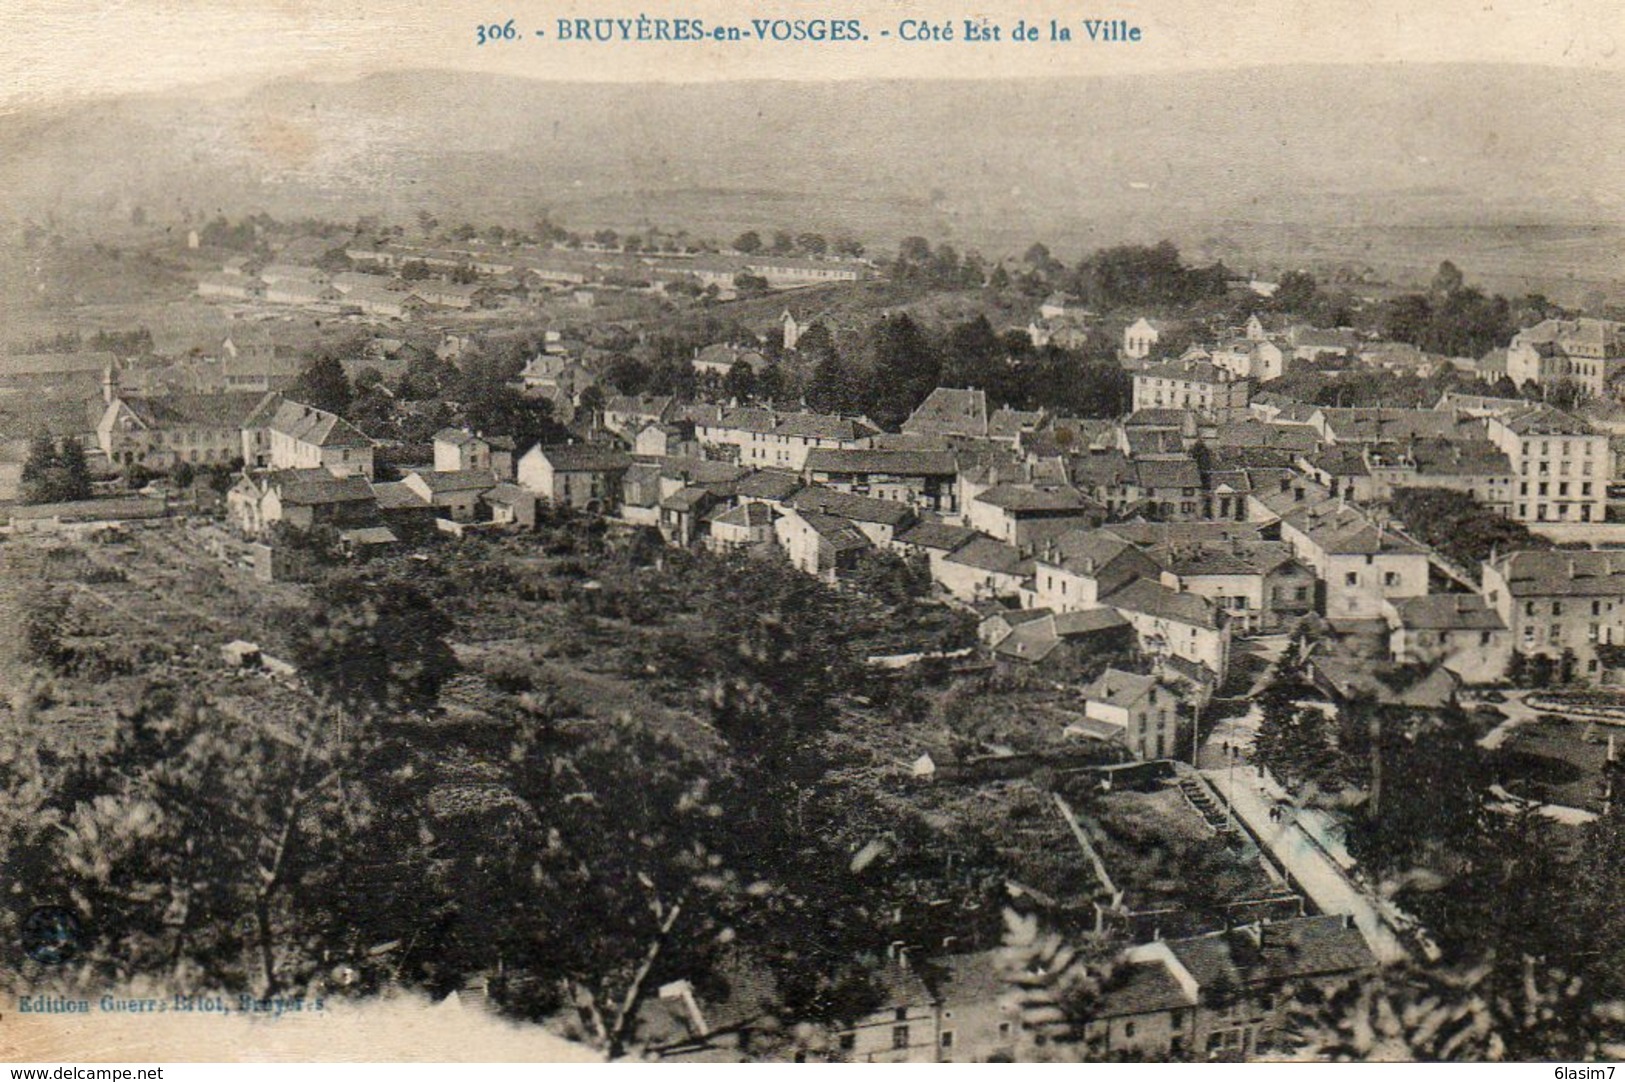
22;906;83;965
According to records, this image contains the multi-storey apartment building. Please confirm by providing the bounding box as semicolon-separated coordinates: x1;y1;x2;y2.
1484;404;1609;525
1131;359;1251;421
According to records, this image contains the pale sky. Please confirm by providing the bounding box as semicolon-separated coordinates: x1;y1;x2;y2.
2;0;1621;112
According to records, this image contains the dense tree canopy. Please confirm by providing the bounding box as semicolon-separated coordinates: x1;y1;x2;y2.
20;435;92;504
291;351;354;415
1388;488;1552;569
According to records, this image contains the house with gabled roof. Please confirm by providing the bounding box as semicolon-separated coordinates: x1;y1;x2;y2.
773;507;870;582
241;394;374;478
744;411;879;471
695;406;776;458
602;394;675;436
1123;317;1166;361
619;462;666;526
990;608;1133;675
1130;458;1204;520
515;354;596;413
402;468;499;522
731;468;805;506
936;536;1030;603
966;483;1101;552
1289;325;1363;362
1106;577;1231;684
433;427;516;480
1481;549;1625;682
482;482;537;528
828;959;941;1063
692;343;769;378
706;501;775;551
1210;338;1286;383
1083;916;1376;1060
98;392;263;470
370;479;437;530
1310;407;1478;446
789;485;915;547
929;950;1026;1062
987;407;1047;445
1131;359;1251;421
1064;449;1138;515
1031;529;1162;613
227;468;378;535
0;351;118;397
897;520;983;582
803;447;959;515
901;388;989;439
409;280;497;310
516;442;632;511
1081;668;1183;760
1151;539;1317;634
1279;499;1429;621
1383;593;1510;684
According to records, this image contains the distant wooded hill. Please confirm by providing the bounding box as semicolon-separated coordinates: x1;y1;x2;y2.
2;65;1622;286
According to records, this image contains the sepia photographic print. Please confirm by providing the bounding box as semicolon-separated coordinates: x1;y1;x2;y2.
2;0;1625;1069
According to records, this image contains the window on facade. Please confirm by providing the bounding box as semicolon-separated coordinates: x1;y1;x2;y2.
838;1034;855;1051
1384;572;1399;587
998;1022;1012;1039
941;1031;954;1049
1124;1022;1137;1037
892;1026;910;1050
1345;572;1359;586
895;1007;908;1022
1554;602;1564;616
